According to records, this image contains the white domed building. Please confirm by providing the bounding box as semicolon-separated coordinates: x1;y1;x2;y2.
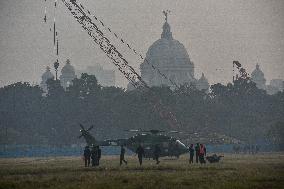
251;64;266;90
139;13;199;89
60;59;77;90
40;66;54;93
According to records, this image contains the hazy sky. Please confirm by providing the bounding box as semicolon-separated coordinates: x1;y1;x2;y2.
0;0;283;88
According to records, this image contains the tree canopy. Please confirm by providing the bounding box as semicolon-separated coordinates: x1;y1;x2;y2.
0;74;283;150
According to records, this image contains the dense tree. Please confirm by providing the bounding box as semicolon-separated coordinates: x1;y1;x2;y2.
0;76;283;150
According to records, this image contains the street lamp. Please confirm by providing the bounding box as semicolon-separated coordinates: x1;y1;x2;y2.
54;59;59;80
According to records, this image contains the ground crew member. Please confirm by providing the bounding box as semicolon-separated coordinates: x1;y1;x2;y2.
199;144;206;164
188;144;194;164
83;146;91;167
120;145;127;166
136;144;145;166
91;145;97;167
195;143;200;163
97;146;101;166
153;144;161;164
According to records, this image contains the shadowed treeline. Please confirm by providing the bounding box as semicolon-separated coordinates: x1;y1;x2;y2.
0;74;283;150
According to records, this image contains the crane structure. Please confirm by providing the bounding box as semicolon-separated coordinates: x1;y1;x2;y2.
59;0;180;129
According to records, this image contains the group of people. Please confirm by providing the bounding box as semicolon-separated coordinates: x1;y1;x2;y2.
83;145;101;167
83;143;207;167
188;143;207;164
83;144;160;167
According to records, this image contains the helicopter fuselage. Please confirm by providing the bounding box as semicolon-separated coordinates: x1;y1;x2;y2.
123;133;188;158
79;126;189;158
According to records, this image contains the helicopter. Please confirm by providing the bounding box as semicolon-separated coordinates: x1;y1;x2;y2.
79;124;189;158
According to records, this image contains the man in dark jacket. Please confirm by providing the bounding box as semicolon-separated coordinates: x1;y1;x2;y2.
136;144;145;166
188;144;194;164
83;146;91;167
120;145;127;166
153;144;161;164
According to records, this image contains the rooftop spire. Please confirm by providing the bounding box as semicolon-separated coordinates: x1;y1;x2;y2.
256;63;260;69
161;10;173;40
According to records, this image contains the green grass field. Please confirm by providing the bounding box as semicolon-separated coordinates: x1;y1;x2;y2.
0;153;283;189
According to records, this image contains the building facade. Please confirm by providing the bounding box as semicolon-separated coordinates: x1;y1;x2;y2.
139;13;199;89
59;59;77;90
250;64;283;95
40;66;54;93
251;64;266;90
77;65;115;87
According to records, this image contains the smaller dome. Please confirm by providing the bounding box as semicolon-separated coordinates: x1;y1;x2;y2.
61;59;75;74
41;66;54;81
196;73;209;91
251;64;266;90
251;64;264;78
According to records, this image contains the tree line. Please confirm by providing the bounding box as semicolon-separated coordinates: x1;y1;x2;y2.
0;73;283;150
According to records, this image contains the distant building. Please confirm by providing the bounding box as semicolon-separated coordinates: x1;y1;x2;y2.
60;59;77;90
266;79;283;95
40;66;54;93
196;73;210;92
251;64;266;90
250;64;283;95
77;65;115;87
270;79;284;91
135;12;208;91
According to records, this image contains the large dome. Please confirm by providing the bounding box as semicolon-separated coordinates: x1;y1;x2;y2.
139;14;195;88
143;38;193;67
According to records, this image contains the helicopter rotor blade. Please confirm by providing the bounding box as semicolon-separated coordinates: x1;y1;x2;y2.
167;131;181;134
87;125;94;132
79;124;85;130
124;129;141;132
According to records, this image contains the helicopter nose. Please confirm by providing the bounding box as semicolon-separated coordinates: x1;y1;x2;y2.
176;140;188;151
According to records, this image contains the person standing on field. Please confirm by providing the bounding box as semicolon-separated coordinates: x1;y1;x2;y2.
188;144;194;164
136;144;145;166
195;143;200;163
120;145;127;166
83;146;91;167
199;144;206;164
153;144;161;164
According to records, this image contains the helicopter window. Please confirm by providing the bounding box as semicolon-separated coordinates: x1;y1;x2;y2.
162;142;168;148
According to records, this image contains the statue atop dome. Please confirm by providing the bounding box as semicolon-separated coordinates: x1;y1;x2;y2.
162;10;171;22
161;10;173;40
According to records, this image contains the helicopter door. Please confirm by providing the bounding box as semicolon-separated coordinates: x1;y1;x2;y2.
162;142;169;153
